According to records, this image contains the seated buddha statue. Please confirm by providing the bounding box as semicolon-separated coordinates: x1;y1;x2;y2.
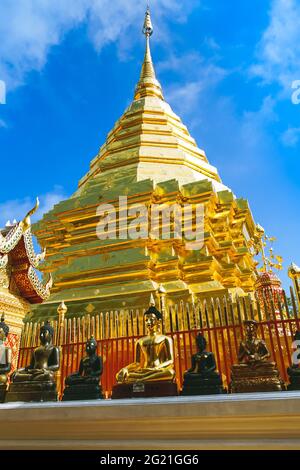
62;336;104;400
0;316;12;402
112;304;177;398
7;321;60;402
230;319;284;393
287;330;300;390
181;333;224;395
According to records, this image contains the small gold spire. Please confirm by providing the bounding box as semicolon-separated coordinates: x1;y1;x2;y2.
143;6;153;37
134;7;164;101
149;293;156;306
57;301;68;317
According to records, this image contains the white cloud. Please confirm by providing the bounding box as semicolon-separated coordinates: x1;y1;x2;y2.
160;52;227;116
0;186;66;228
251;0;300;92
158;48;278;179
0;119;7;128
281;127;300;147
158;51;203;74
0;0;199;90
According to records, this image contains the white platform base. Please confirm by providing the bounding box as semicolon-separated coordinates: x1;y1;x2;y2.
1;391;300;449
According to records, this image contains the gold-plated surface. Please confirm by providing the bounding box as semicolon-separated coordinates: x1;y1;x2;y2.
32;8;259;319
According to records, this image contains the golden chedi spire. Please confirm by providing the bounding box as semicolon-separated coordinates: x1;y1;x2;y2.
134;7;164;101
77;5;227;192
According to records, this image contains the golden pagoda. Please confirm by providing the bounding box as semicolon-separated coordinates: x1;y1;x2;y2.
31;8;258;321
0;200;52;366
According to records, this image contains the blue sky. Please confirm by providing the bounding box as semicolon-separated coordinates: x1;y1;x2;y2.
0;0;299;289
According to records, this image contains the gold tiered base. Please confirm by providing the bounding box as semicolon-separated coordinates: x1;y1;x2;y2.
230;363;285;393
6;382;58;403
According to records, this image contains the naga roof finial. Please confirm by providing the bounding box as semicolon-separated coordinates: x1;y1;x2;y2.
21;197;39;232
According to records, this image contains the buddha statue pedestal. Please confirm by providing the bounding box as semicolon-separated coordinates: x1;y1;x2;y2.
0;384;6;403
112;380;178;399
287;370;300;391
230;364;284;393
63;383;103;401
287;331;300;391
62;337;104;401
5;321;60;403
181;334;225;396
229;320;284;394
112;304;178;399
6;381;58;403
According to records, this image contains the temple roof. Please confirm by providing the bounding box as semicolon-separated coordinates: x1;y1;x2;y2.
0;200;52;304
76;8;229;196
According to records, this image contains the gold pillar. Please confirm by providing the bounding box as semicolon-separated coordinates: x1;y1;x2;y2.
289;263;300;310
56;301;67;396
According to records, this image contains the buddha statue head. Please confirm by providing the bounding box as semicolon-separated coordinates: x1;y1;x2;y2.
86;336;97;356
144;306;162;334
244;320;258;341
40;321;54;346
0;315;9;342
196;333;207;353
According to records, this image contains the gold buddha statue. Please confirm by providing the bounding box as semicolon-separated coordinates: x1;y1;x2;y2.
0;315;12;402
230;320;284;393
7;321;60;402
113;303;177;398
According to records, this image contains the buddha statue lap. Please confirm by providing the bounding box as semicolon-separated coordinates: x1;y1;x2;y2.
112;304;177;398
0;316;12;402
6;321;60;402
62;336;104;400
230;320;284;393
287;331;300;390
181;333;224;395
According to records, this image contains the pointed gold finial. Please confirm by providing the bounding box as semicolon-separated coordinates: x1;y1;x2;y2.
149;293;156;306
134;7;164;101
57;301;68;317
143;6;153;37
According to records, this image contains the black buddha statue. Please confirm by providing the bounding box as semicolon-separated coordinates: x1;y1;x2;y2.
62;336;104;400
6;321;60;402
0;316;12;402
287;330;300;391
181;333;224;395
230;320;284;393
